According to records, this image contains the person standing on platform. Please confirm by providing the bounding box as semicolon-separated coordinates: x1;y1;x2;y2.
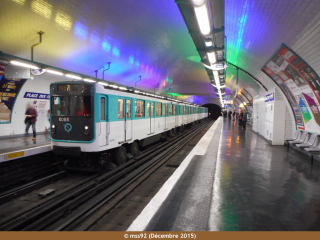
239;109;243;126
242;110;248;130
24;103;37;140
232;110;236;120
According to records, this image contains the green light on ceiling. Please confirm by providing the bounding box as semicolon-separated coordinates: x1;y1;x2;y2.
167;92;183;97
166;76;173;84
187;55;202;62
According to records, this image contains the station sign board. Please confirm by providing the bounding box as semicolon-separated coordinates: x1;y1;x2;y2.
264;93;274;102
23;92;50;100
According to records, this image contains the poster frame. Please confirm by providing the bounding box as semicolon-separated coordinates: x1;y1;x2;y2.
0;78;27;124
260;43;320;130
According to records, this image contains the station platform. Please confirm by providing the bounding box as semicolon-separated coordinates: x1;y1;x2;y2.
0;134;51;163
128;117;320;231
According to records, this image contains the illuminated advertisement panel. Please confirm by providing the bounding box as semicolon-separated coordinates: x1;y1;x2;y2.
0;76;27;123
262;44;320;131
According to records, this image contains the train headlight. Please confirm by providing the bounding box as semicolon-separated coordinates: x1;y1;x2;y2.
85;126;89;130
52;125;55;129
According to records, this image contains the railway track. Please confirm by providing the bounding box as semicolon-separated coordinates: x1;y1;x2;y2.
0;120;211;231
0;151;62;191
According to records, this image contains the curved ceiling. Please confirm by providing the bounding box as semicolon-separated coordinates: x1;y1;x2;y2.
3;0;320;107
0;0;217;104
225;0;320;99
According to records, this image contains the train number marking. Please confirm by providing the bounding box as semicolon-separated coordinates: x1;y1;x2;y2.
59;117;69;122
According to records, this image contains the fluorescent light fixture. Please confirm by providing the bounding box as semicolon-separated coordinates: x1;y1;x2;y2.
194;5;211;35
83;78;96;82
98;82;109;86
134;90;141;93
112;85;118;89
119;87;128;90
10;60;40;69
66;74;82;79
205;41;212;47
207;52;217;64
143;92;146;95
46;69;63;75
193;0;205;6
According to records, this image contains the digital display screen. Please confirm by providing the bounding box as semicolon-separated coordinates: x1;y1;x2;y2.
57;84;84;92
58;84;70;92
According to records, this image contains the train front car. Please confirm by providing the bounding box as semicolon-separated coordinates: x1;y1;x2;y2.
50;82;95;166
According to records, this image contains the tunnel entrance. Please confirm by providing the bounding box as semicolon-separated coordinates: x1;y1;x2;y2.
202;103;222;120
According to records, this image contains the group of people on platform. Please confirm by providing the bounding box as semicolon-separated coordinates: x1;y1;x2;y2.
223;109;248;130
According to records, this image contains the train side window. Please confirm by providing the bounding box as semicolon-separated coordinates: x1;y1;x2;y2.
156;103;162;116
174;105;176;115
169;104;173;115
126;99;131;118
135;100;145;118
118;99;124;119
147;102;151;117
100;97;105;120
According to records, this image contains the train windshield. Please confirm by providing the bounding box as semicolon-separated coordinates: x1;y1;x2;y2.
51;96;92;117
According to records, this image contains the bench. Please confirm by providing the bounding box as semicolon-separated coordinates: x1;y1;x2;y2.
296;133;318;149
284;130;302;150
286;130;320;164
288;131;309;148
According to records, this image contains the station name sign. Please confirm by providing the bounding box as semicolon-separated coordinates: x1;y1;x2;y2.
265;93;274;102
23;92;50;100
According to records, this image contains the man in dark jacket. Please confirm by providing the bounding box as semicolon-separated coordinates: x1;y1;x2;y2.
24;103;38;140
242;110;248;130
239;110;243;126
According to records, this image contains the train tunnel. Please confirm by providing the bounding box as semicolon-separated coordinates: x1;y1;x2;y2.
1;0;320;234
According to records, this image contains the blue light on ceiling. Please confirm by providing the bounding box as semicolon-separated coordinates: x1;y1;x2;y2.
90;31;100;44
112;46;120;57
102;41;111;52
129;55;134;64
74;21;88;40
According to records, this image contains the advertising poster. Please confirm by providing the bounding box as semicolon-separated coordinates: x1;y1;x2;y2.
262;44;320;131
0;76;27;123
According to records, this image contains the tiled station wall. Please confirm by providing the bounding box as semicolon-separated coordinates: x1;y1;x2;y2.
0;74;65;137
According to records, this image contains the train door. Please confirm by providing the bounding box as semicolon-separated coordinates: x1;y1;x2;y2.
164;103;168;130
118;98;125;143
125;98;132;141
99;96;108;147
150;102;155;134
174;105;178;127
147;101;155;135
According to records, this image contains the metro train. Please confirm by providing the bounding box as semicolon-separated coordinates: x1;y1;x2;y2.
50;81;208;168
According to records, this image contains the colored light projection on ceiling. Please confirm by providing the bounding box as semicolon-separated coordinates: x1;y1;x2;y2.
225;0;254;66
166;93;203;105
6;0;199;92
224;72;238;99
